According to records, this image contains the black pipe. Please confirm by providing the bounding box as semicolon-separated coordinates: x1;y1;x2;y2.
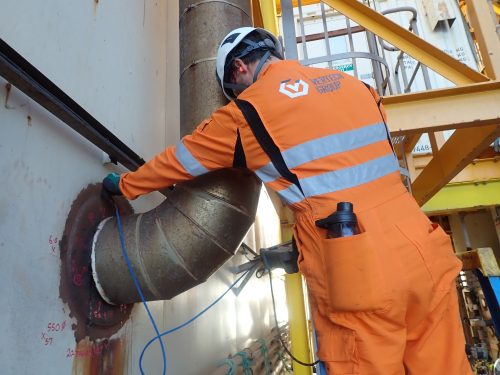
0;38;145;171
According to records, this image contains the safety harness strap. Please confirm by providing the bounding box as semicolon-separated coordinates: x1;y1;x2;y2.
235;99;304;195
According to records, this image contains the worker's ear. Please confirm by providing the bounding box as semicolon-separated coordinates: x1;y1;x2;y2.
233;58;247;73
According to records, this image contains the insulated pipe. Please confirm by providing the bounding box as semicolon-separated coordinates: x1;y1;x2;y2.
92;168;261;304
179;0;252;134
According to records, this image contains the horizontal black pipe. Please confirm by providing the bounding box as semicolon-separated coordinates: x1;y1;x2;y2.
0;38;145;171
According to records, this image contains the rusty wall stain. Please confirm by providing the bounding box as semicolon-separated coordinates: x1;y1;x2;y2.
59;183;134;342
70;337;127;375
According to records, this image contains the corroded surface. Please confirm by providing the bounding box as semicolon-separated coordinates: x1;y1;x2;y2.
59;183;134;341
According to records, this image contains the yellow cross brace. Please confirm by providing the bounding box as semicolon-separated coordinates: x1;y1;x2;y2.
321;0;488;84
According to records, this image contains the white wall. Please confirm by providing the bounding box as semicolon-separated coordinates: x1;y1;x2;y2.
0;1;283;374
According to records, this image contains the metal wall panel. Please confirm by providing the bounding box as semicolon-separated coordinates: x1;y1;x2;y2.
0;1;282;374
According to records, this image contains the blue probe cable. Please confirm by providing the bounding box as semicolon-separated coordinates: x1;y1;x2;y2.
115;205;167;375
138;269;252;374
114;204;253;375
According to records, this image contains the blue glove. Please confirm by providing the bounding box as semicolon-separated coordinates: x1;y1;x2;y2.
102;172;122;198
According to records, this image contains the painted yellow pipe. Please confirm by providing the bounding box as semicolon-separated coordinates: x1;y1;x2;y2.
281;209;313;375
259;0;279;35
284;272;313;375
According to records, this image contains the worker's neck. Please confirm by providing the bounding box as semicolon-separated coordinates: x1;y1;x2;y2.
255;57;281;79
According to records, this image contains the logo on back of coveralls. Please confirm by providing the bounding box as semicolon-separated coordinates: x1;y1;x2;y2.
279;79;309;98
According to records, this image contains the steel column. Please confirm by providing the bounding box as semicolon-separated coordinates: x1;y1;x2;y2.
179;0;252;135
465;0;500;79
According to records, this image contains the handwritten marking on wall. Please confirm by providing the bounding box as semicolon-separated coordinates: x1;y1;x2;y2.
66;341;110;358
41;320;66;346
48;235;59;255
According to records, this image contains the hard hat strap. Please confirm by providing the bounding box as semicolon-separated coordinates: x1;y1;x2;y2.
252;51;271;83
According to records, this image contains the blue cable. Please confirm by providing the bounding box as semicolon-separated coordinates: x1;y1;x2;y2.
114;205;167;375
138;268;252;373
114;203;253;374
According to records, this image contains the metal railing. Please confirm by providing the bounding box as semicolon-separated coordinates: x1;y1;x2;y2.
379;7;432;93
280;0;393;95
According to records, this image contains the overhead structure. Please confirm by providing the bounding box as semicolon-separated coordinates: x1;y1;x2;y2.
314;0;499;205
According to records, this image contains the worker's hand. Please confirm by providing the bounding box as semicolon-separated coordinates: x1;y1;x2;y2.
101;172;122;200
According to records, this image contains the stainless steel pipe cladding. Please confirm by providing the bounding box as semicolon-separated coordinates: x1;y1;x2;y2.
92;168;261;305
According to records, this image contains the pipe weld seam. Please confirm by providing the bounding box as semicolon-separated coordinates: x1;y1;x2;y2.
154;212;199;281
180;0;250;20
180;57;217;78
134;213;164;300
164;198;235;256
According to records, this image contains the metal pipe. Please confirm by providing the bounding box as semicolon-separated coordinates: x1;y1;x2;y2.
179;0;252;135
260;0;279;36
0;38;145;171
92;168;261;304
91;0;260;305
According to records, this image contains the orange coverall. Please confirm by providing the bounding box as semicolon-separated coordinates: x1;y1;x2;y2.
120;60;471;374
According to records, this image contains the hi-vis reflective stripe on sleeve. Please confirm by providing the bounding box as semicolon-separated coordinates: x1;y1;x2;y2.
175;141;209;177
277;153;400;205
255;121;387;183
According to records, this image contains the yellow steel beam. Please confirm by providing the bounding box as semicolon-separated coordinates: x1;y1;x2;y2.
275;0;321;15
280;207;313;375
422;180;500;214
285;273;313;375
404;134;421;154
252;0;265;28
411;124;500;205
321;0;488;85
383;81;500;135
260;0;279;35
465;0;500;79
414;157;500;184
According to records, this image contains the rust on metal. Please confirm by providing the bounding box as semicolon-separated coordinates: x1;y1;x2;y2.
59;183;134;341
70;337;126;374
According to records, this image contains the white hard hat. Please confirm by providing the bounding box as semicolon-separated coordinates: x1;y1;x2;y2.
216;27;282;100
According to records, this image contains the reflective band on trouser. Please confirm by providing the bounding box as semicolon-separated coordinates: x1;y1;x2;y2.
175;141;209;177
277;153;400;205
255;122;387;183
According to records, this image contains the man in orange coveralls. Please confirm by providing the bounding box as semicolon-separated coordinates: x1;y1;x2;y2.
103;27;472;374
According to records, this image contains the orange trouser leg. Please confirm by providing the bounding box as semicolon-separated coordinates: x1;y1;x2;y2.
404;286;473;375
296;193;472;375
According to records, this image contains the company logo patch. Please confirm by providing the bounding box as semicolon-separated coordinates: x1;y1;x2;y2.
222;33;240;46
279;79;309;98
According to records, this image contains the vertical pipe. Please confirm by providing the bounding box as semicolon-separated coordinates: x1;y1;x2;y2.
281;212;313;375
285;273;313;375
281;0;299;60
459;212;473;250
179;0;252;134
365;31;384;93
297;0;309;61
320;2;333;69
346;17;358;78
465;0;500;79
260;0;279;35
